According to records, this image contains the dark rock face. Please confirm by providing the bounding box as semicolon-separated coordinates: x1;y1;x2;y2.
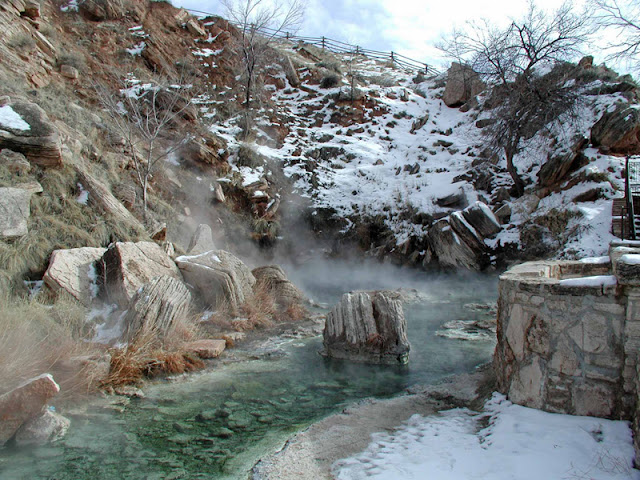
538;137;588;188
0;101;62;167
591;105;640;155
323;291;410;365
123;275;192;342
443;63;485;108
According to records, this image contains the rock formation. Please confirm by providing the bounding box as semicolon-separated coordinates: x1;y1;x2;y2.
591;105;640;155
443;63;485;108
252;265;307;307
176;250;256;312
123;275;192;342
0;186;32;239
98;241;183;304
187;224;216;255
43;247;106;306
0;100;62;167
0;374;60;446
323;291;409;365
14;409;70;446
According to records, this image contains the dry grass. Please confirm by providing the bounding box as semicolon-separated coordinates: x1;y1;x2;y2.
0;293;98;397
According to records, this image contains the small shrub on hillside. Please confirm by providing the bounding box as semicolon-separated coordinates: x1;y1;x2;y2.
57;52;87;72
317;60;342;74
8;33;35;50
320;73;341;89
236;143;265;168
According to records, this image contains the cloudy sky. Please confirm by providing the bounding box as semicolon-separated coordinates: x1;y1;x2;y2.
171;0;620;71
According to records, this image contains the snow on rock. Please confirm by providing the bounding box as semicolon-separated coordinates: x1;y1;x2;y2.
0;105;31;131
620;254;640;265
558;275;618;288
334;394;639;480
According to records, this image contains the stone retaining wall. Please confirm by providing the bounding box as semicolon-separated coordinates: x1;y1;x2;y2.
494;241;640;461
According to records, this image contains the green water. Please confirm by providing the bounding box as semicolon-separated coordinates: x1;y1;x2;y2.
0;265;497;479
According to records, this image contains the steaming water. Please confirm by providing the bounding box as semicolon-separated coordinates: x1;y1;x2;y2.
0;260;497;479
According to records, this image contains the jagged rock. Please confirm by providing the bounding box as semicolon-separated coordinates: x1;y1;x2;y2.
591;105;640;155
183;339;226;359
213;182;225;203
323;291;409;365
0;149;31;175
181;134;228;167
14;410;70;446
98;241;183;304
578;55;594;68
79;0;130;21
428;218;488;270
449;211;485;252
538;137;588;188
14;181;42;195
252;265;307;307
22;1;40;19
123;276;192;342
462;201;501;238
112;183;136;209
510;194;541;220
187;224;216;255
74;166;144;231
494;204;512;224
175;250;256;312
443;62;485;108
0;187;31;239
0;101;62;167
0;374;60;446
43;247;106;306
186;18;206;37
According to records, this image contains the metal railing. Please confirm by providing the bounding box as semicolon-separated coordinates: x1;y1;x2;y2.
184;8;437;75
625;156;638;240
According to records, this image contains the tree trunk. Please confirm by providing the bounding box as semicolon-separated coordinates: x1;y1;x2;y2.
505;148;525;197
143;176;149;217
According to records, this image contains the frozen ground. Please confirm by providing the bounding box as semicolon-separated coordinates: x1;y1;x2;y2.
334;394;639;480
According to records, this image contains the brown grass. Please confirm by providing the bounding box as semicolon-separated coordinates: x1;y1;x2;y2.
0;293;99;397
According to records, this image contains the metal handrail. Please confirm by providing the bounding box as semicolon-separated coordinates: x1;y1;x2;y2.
626;156;637;240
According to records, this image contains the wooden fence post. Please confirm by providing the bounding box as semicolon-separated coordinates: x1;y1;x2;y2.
391;51;395;64
321;36;325;49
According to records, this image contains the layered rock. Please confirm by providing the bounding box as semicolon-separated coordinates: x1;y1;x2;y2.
443;63;485;108
323;291;409;365
183;339;226;359
0;374;60;446
43;247;106;306
98;241;183;304
252;265;307;307
591;105;640;155
123;276;192;342
0;101;62;167
538;137;588;188
0;187;32;239
176;250;256;312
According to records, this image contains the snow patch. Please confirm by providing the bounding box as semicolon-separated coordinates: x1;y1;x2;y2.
559;275;618;288
0;105;30;131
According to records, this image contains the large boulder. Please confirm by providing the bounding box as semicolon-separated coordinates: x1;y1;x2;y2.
0;374;60;446
252;265;307;307
187;224;216;255
176;250;256;312
0;187;31;239
591;105;640;155
0;101;62;167
537;137;588;188
323;291;410;365
428;218;489;270
14;410;70;446
180;133;229;168
462;201;501;238
98;241;183;304
443;63;485;108
123;276;192;342
43;247;107;306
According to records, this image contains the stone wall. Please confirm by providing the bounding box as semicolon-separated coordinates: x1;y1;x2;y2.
495;241;640;461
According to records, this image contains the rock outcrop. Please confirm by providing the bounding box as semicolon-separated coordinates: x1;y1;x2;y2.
123;276;192;342
323;291;409;365
0;101;62;167
537;137;588;188
176;250;256;311
183;339;226;359
443;63;485;108
14;410;70;446
43;247;106;306
591;105;640;155
252;265;307;307
0;186;32;239
98;241;183;304
0;374;60;446
187;224;216;255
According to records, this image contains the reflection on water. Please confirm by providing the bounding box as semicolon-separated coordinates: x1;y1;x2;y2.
0;260;498;479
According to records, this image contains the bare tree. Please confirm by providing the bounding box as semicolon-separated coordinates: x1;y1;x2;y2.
439;1;591;196
222;0;305;108
592;0;640;71
97;73;194;215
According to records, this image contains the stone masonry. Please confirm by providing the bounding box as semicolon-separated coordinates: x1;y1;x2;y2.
494;241;640;462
